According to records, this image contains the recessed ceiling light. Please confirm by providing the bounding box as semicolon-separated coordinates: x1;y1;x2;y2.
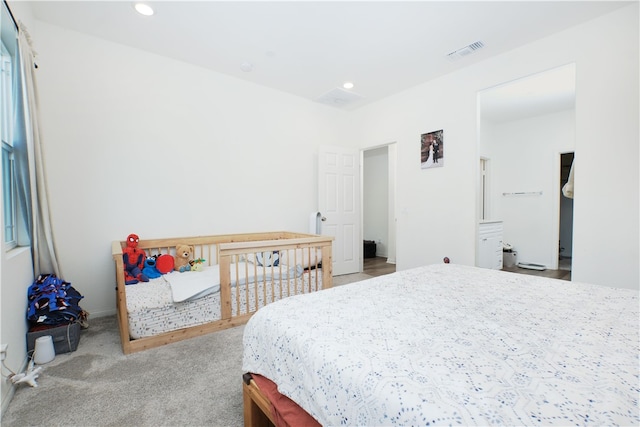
343;82;354;89
134;3;154;16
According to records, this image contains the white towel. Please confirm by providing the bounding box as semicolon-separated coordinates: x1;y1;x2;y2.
562;159;574;199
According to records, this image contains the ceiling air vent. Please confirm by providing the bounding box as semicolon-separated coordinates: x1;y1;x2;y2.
314;87;365;108
446;41;485;62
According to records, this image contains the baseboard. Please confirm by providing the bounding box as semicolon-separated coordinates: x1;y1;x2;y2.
88;308;117;318
1;356;28;420
1;381;17;420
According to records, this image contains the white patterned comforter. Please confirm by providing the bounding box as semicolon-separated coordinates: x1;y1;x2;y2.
242;264;639;426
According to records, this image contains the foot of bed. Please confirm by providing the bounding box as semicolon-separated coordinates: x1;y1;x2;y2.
243;374;275;427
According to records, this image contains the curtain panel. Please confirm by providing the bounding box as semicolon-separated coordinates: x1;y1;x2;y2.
15;25;61;278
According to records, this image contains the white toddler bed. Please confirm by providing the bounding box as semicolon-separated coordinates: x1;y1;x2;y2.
112;231;333;354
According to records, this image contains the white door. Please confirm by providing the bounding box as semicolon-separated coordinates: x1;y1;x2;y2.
318;146;360;275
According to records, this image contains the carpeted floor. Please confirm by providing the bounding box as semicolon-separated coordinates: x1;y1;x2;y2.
2;272;372;427
3;315;246;427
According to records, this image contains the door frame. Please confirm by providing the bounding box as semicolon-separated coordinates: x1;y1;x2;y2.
360;142;397;270
556;150;575;271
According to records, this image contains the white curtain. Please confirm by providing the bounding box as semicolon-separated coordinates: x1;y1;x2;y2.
15;25;61;277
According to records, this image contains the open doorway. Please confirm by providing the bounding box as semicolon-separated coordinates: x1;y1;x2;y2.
362;143;397;276
477;64;576;281
559;152;574;272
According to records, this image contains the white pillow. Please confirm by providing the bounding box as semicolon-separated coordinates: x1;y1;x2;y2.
279;248;322;269
251;251;280;267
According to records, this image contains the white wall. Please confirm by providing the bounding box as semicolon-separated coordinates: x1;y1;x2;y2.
25;20;356;319
352;4;639;289
1;1;36;414
0;248;32;413
483;109;575;268
570;5;638;288
363;146;388;257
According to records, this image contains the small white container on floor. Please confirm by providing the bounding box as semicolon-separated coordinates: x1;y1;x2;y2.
33;335;55;364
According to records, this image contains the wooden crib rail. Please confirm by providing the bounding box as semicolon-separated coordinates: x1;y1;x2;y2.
112;231;333;354
219;236;333;320
133;231;303;249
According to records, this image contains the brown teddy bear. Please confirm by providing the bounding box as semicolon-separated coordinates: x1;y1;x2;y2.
174;244;194;272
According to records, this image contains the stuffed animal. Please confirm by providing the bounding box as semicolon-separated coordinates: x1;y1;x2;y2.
155;254;174;274
10;365;42;388
174;244;194;273
189;258;206;272
123;233;149;285
142;256;162;279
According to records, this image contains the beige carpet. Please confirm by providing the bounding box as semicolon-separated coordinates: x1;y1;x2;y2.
3;315;246;427
2;273;372;427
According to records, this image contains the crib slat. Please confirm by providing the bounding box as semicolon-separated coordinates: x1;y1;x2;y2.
220;256;232;320
251;261;258;313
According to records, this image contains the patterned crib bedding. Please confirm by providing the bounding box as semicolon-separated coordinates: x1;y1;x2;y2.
242;263;639;426
126;268;323;339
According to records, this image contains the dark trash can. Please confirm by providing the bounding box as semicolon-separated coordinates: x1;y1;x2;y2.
364;240;376;258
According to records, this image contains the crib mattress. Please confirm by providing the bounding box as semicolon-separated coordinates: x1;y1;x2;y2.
126;270;322;339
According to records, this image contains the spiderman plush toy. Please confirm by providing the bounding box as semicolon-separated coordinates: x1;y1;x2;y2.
123;233;149;285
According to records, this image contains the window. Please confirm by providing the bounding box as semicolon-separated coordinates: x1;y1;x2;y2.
1;2;19;249
2;142;15;246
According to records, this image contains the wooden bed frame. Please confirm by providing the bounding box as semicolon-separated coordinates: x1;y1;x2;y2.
243;374;277;427
243;372;320;427
112;231;333;354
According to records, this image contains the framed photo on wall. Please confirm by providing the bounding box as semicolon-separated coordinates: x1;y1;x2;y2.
420;129;444;169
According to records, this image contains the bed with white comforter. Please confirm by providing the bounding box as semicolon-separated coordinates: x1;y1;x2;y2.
242;263;639;426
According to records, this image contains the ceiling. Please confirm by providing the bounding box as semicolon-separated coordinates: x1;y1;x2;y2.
23;1;632;111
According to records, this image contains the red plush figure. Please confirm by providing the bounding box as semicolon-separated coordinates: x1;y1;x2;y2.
123;233;149;285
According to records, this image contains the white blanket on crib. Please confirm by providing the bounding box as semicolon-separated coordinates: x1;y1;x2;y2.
166;263;304;303
164;266;222;303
